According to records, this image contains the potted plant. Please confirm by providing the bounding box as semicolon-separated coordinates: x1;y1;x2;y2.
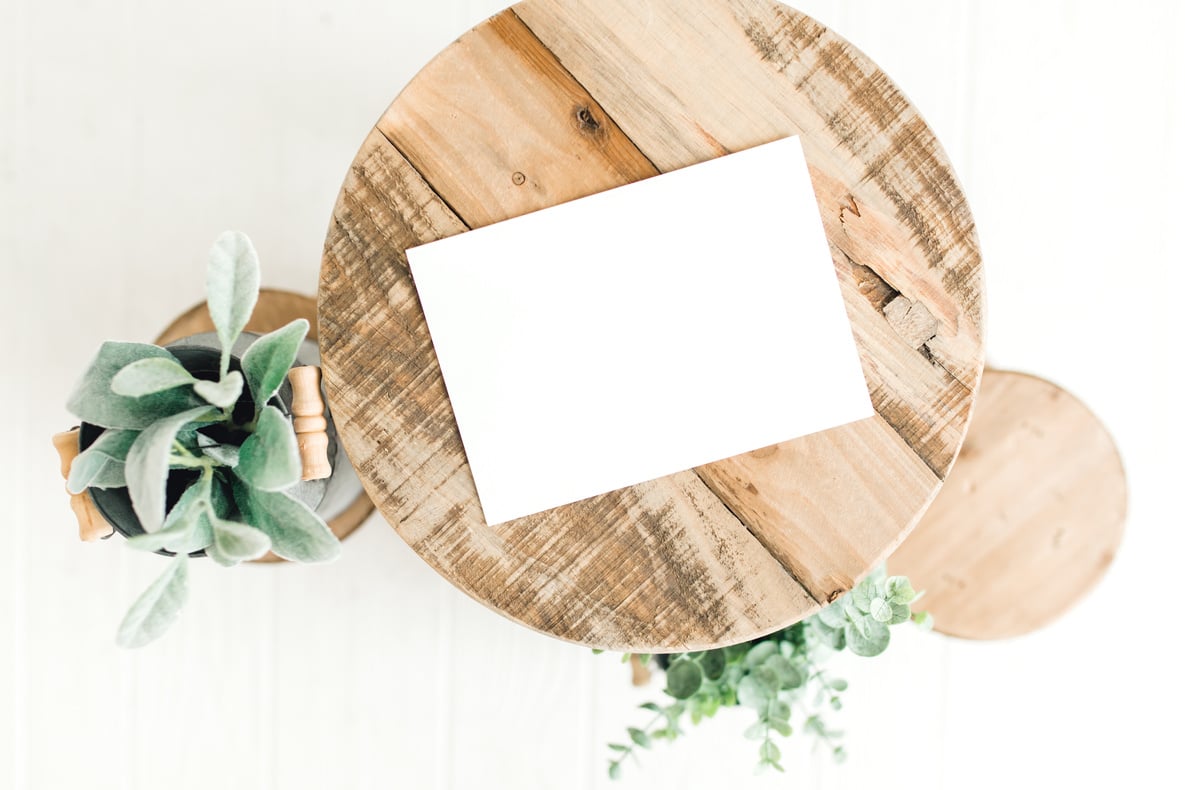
62;231;349;648
606;567;930;778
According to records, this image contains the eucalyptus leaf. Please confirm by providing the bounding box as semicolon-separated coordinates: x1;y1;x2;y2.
115;551;188;648
627;727;651;749
743;722;767;741
111;357;196;397
889;603;912;625
736;675;770;709
193;371;244;409
67;342;203;429
233;481;340;563
769;719;792;738
125;405;218;532
700;649;726;681
764;655;803;690
816;601;848;630
664;660;703;700
844;618;891;657
207;230;261;377
869;596;893;623
744;641;778;668
66;429;138;493
886;576;917;605
240;318;309;413
235;405;301;491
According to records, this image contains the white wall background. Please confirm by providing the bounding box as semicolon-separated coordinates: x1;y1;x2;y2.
2;1;1180;788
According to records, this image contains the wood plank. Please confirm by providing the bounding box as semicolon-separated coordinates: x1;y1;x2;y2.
377;9;658;229
889;371;1127;639
515;0;983;410
319;128;815;650
696;415;938;602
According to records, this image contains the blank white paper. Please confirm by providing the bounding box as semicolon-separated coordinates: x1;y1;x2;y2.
407;136;873;526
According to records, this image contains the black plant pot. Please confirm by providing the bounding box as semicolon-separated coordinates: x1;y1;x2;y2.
78;332;358;556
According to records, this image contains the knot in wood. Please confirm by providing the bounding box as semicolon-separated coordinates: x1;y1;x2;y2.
574;105;601;133
512;171;526;186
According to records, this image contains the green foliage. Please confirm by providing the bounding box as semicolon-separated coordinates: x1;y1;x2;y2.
605;568;927;779
115;551;189;649
235;406;301;491
206;230;261;379
65;232;337;649
241;319;310;419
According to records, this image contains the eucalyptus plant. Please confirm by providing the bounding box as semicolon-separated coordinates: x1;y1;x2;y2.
607;567;931;778
65;231;340;648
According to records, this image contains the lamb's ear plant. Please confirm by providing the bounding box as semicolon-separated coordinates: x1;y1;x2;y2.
66;231;340;648
606;567;931;779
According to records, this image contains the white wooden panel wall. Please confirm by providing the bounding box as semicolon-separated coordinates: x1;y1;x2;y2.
2;1;1180;788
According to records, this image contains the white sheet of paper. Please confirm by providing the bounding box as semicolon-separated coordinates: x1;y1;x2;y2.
407;136;873;526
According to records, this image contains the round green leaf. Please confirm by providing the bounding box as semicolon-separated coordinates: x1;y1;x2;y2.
700;649;727;680
664;659;704;700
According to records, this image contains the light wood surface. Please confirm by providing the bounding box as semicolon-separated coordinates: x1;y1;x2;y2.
318;0;984;651
156;289;374;553
287;366;332;481
890;370;1127;640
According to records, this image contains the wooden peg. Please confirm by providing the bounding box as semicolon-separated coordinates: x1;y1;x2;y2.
629;654;652;687
52;429;113;542
287;366;331;481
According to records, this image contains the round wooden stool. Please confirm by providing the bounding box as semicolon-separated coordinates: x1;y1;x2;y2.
157;289;375;560
890;370;1127;639
319;0;984;650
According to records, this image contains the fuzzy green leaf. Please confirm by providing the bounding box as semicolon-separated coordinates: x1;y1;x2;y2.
664;659;704;700
126;475;214;554
241;318;308;412
193;371;244;409
67;342;203;429
66;429;138;493
201;443;240;467
759;740;782;766
207;517;271;567
207;231;261;377
235;406;301;492
115;551;188;648
607;762;622;781
111;357;196;397
125;405;218;532
889;602;912;625
844;617;891;657
233;482;340;563
913;611;934;631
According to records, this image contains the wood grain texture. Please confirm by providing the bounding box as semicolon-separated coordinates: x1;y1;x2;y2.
155;289;374;555
889;371;1127;640
321;129;812;650
318;0;984;649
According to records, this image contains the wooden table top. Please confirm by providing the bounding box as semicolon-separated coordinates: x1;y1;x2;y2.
890;371;1126;640
318;0;984;651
